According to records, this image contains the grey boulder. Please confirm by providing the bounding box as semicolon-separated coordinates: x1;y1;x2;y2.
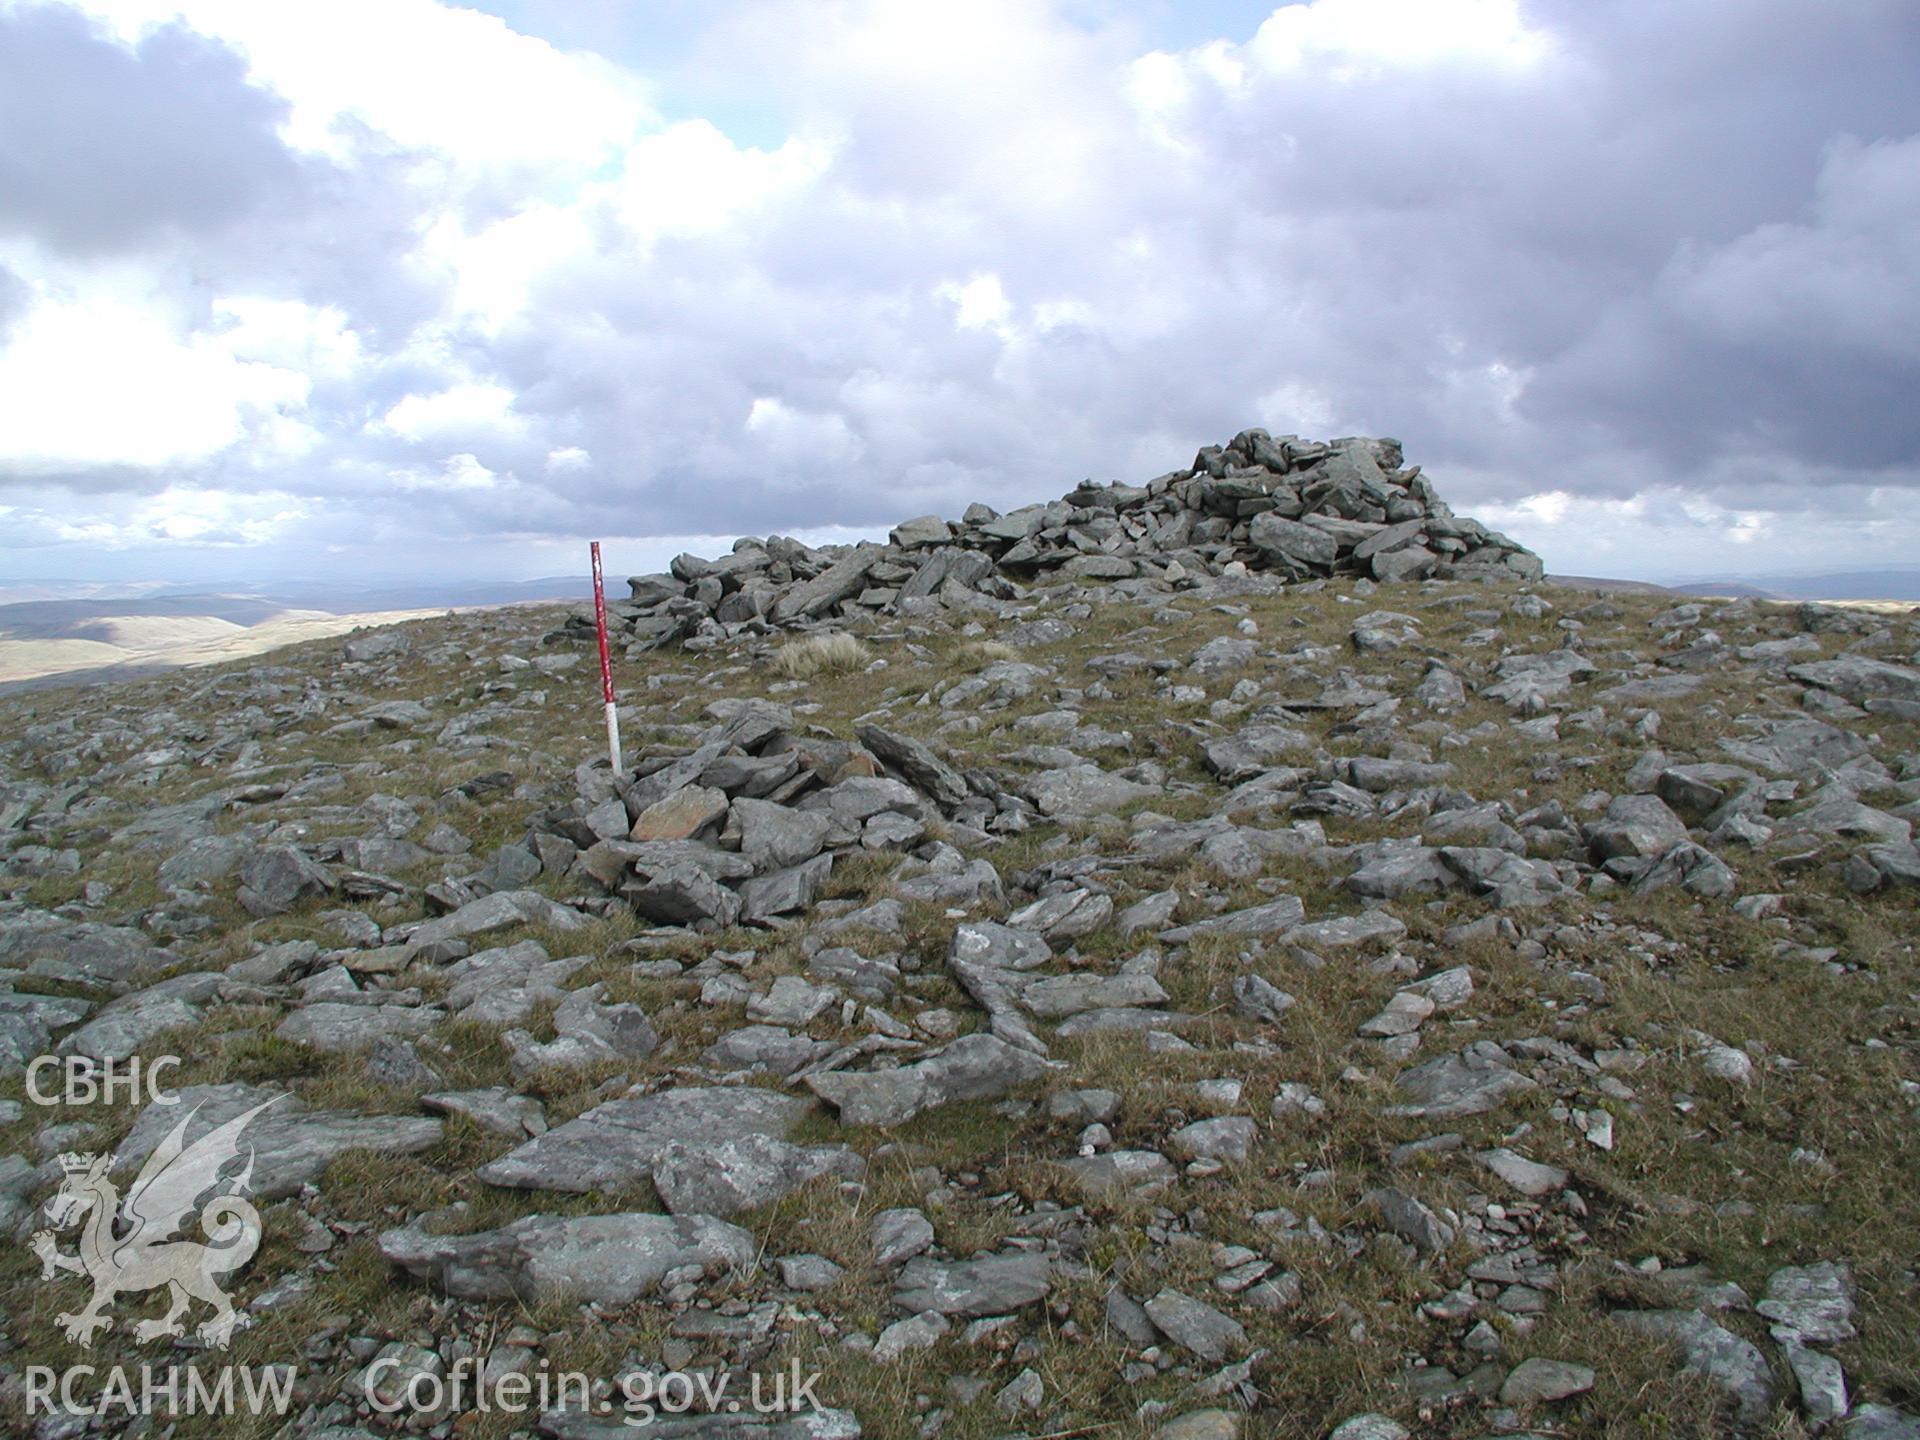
1024;765;1159;819
115;1083;442;1200
1166;1117;1256;1164
1248;513;1337;571
379;1212;756;1305
402;889;586;956
237;846;338;917
625;863;743;930
652;1134;864;1218
57;972;222;1061
1389;1046;1537;1118
1158;895;1304;944
807;1033;1051;1127
1142;1288;1248;1361
277;1002;446;1053
855;724;969;810
476;1087;813;1193
1588;794;1690;861
1017;972;1168;1019
1790;655;1920;706
894;1252;1052;1316
738;853;834;924
1757;1261;1855;1343
1630;841;1737;899
0;915;178;990
732;798;833;873
1611;1308;1775;1425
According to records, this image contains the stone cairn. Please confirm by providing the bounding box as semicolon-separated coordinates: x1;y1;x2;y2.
566;428;1541;654
527;430;1542;943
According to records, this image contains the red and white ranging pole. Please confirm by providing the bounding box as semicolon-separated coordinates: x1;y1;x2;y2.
590;541;624;776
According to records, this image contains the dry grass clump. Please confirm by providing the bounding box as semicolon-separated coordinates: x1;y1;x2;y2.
951;639;1020;670
772;632;873;678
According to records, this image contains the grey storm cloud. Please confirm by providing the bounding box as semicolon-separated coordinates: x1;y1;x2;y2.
1;0;1917;581
0;263;27;340
460;0;1920;539
0;4;315;253
1503;2;1920;484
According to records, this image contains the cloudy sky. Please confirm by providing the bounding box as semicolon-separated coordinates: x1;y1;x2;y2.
1;0;1916;588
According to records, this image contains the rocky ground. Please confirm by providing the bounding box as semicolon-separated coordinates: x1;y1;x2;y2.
1;440;1917;1440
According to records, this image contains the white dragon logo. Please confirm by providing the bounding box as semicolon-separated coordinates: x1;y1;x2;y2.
30;1098;275;1349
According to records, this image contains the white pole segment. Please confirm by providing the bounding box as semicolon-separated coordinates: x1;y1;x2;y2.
603;699;623;776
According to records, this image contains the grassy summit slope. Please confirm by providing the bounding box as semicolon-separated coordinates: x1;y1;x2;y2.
0;566;1915;1439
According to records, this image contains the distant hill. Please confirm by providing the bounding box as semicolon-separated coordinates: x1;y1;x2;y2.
1669;569;1920;601
0;594;305;641
1668;581;1785;600
0;603;462;694
0;576;588;613
0;577;591;692
1544;575;1675;595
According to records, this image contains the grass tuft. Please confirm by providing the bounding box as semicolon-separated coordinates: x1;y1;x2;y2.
772;633;875;678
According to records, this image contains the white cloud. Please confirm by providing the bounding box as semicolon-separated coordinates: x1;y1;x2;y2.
211;296;362;377
1254;382;1341;436
604;121;830;248
423;202;595;331
936;273;1013;335
19;484;309;548
1249;0;1553;75
138;484;308;542
744;398;864;470
722;0;1141;221
387;452;503;493
61;0;651;170
376;383;526;444
1032;297;1097;333
0;292;308;470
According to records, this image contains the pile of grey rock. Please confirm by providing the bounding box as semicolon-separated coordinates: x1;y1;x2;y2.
517;694;1178;941
573;429;1540;651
